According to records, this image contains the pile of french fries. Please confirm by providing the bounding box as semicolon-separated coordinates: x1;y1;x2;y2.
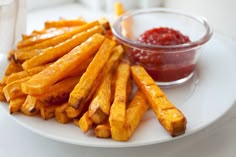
0;3;187;141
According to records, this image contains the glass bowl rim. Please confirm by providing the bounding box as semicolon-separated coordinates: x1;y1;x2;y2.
112;8;213;51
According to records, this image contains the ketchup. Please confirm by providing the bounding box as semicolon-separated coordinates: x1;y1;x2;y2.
128;27;195;82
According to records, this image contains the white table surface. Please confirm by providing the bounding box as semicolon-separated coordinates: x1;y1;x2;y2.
1;3;236;157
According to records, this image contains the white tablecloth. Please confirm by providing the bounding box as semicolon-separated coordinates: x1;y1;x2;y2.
1;3;236;157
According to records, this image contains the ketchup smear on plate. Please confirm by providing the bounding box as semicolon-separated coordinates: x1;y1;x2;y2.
128;27;195;82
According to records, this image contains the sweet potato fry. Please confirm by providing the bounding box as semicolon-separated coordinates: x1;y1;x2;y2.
14;49;43;62
20;95;39;116
9;96;27;114
22;25;103;70
4;59;23;76
114;2;125;16
0;81;6;101
3;77;30;101
74;112;93;133
69;38;116;109
131;65;187;136
21;34;104;95
109;62;130;130
89;72;113;124
5;64;50;84
111;90;149;141
95;123;111;138
55;103;71;124
17;27;75;49
17;21;100;52
36;76;80;104
40;103;59;120
45;18;87;28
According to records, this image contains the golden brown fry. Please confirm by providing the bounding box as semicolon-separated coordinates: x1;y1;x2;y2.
74;112;93;133
114;2;125;16
109;62;130;130
36;76;80;104
0;81;6;101
22;25;103;70
89;72;113;124
20;95;39;116
131;65;187;137
5;64;50;84
17;27;75;49
14;49;43;62
111;90;149;141
3;77;30;101
21;34;105;95
40;103;59;120
4;59;23;76
95;123;111;138
45;18;87;28
9;96;27;114
18;21;100;52
69;38;116;110
55;103;71;124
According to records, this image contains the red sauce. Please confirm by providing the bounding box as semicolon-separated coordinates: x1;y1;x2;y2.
128;27;195;82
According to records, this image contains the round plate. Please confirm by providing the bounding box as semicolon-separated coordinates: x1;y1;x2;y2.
0;34;236;147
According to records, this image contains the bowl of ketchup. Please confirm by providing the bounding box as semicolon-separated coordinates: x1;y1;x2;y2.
112;8;213;87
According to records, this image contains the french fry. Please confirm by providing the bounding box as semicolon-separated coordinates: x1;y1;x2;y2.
17;27;75;49
17;21;100;52
95;123;111;138
109;62;130;139
0;81;6;101
4;59;23;76
14;49;44;62
3;77;30;101
21;34;105;95
45;18;87;28
74;111;93;133
40;103;59;120
9;96;27;114
5;64;50;84
55;103;71;124
36;76;80;104
111;90;149;141
68;38;116;109
88;72;113;124
114;2;125;16
22;25;103;70
131;65;187;136
20;95;39;116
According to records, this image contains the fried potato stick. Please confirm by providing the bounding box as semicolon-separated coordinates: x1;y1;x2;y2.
40;103;59;120
88;72;112;124
95;123;111;138
22;25;103;70
20;95;39;116
75;111;93;133
66;45;124;118
69;38;116;109
131;65;187;137
109;62;130;138
21;34;104;95
5;64;50;84
111;90;148;141
3;77;30;101
14;49;44;62
17;27;75;49
17;21;99;52
55;103;71;124
36;76;80;104
45;18;86;28
4;59;23;76
9;96;27;114
0;81;6;101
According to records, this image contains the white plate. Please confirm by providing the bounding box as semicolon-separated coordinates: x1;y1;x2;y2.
0;34;236;147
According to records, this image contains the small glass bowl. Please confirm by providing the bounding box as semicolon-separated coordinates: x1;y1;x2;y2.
112;8;213;87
